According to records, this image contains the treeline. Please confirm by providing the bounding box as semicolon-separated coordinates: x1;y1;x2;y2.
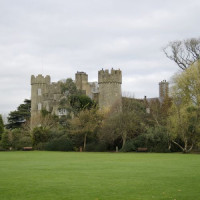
0;96;173;153
1;37;200;153
1;64;199;153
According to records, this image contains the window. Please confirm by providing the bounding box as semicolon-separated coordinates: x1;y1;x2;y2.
58;109;67;116
38;88;41;96
38;103;42;111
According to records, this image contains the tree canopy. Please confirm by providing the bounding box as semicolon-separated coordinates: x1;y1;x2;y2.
167;61;200;152
59;78;96;116
70;108;104;151
6;99;31;129
0;114;4;140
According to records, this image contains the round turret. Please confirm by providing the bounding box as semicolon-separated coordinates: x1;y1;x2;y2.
98;68;122;109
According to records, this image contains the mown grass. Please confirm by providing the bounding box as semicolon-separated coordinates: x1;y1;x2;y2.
0;151;199;200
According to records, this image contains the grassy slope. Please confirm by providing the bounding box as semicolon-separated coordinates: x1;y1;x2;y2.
0;152;199;200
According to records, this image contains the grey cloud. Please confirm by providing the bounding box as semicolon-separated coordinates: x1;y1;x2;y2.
0;0;200;115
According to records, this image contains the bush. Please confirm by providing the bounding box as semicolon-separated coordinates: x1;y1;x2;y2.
35;142;47;150
0;114;4;140
6;128;32;150
0;130;11;150
17;136;32;150
45;135;73;151
0;145;5;151
47;129;65;141
121;140;137;152
86;142;107;152
121;127;170;153
32;127;50;147
145;127;170;153
132;134;147;149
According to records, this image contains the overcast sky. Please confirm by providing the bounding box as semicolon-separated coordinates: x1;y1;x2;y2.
1;0;200;117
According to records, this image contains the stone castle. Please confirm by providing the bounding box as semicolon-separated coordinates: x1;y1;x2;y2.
30;68;122;126
30;68;168;127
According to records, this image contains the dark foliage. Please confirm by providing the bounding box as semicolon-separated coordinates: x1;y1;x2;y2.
0;114;4;140
6;99;31;129
32;126;50;147
45;135;73;151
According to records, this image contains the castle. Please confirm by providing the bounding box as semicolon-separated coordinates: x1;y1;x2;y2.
30;68;168;127
30;68;122;127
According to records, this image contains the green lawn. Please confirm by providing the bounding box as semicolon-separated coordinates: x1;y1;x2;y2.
0;152;199;200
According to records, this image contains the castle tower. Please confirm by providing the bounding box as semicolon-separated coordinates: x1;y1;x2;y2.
75;72;88;91
75;71;96;98
30;74;50;128
98;68;122;109
159;80;169;102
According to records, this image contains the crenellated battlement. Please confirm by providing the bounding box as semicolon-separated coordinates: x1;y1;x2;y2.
98;68;122;84
31;74;51;85
159;80;168;84
75;71;88;82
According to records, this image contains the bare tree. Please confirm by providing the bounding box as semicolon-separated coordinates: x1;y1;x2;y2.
163;37;200;70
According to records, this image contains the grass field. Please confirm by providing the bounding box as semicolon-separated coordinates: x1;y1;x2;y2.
0;152;200;200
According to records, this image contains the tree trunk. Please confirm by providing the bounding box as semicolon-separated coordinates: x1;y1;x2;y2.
172;140;184;152
172;140;193;153
83;133;87;151
122;132;127;149
168;141;171;150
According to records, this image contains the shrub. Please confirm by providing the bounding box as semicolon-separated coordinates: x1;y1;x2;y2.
133;134;147;149
17;136;32;150
45;135;73;151
145;126;169;152
86;142;107;152
11;129;22;150
0;114;4;140
35;142;47;150
0;130;11;150
9;129;32;150
121;140;137;152
32;127;50;147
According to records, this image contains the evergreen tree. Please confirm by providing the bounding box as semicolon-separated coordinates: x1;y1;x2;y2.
0;114;4;140
6;99;31;129
1;130;11;150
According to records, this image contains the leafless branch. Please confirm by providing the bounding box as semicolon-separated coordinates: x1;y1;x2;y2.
163;37;200;70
